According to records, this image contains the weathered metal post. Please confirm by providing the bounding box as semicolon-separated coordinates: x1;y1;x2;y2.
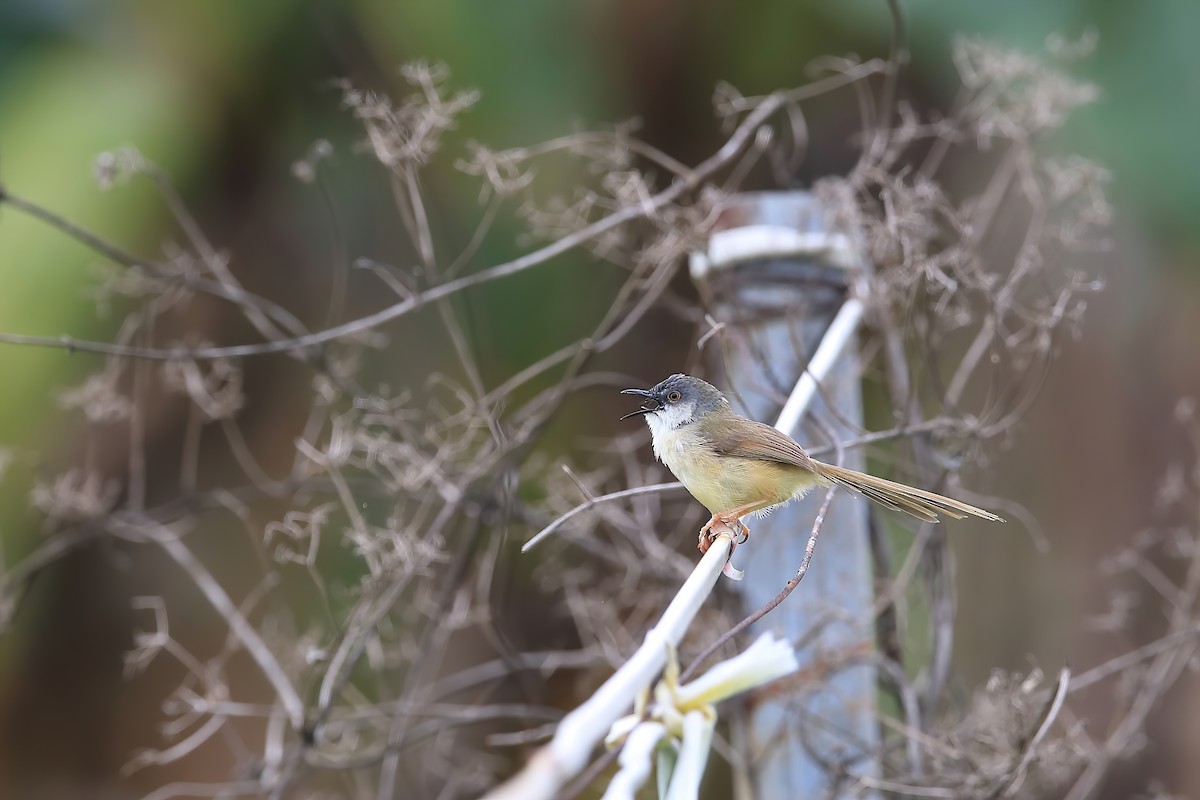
689;191;880;798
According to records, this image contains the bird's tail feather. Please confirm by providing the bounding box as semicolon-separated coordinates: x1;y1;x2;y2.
812;461;1004;524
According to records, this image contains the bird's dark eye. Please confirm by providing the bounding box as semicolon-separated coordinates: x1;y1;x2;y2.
667;390;682;402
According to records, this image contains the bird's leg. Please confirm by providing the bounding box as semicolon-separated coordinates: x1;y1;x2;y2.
698;500;771;553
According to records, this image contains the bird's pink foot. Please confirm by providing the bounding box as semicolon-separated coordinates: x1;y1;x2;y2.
698;513;750;553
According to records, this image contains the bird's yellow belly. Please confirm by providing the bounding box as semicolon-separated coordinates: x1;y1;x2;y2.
654;426;818;514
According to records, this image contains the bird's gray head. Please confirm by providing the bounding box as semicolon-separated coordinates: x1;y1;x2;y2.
620;373;729;432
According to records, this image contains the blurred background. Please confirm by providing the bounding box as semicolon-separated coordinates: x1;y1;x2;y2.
1;1;1198;798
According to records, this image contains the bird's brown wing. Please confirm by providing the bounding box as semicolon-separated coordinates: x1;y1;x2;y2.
708;419;816;471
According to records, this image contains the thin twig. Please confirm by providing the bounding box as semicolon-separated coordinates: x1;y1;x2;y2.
681;485;837;682
128;520;305;728
987;666;1071;799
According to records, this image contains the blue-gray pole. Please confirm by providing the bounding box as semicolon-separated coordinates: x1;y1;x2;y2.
690;191;881;798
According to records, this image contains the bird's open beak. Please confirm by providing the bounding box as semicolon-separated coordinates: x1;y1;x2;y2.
620;388;661;420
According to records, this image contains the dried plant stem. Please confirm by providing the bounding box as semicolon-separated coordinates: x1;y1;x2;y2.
987;666;1071;798
523;483;684;551
0;189;311;339
139;522;305;728
1062;526;1200;800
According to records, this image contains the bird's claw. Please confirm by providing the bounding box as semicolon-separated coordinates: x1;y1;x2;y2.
696;516;748;581
697;515;750;554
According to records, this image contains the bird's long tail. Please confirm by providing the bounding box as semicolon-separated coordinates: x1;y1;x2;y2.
812;461;1004;524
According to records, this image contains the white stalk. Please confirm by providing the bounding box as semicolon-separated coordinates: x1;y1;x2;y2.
601;721;668;800
673;632;799;709
774;297;863;436
663;711;714;800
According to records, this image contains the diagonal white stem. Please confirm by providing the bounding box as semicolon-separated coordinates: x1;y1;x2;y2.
483;534;733;799
601;722;667;800
663;711;714;800
774;297;864;437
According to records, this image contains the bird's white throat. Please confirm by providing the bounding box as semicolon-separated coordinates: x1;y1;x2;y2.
643;401;698;467
644;401;696;435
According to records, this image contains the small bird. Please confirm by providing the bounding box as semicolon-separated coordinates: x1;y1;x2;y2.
621;373;1003;551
